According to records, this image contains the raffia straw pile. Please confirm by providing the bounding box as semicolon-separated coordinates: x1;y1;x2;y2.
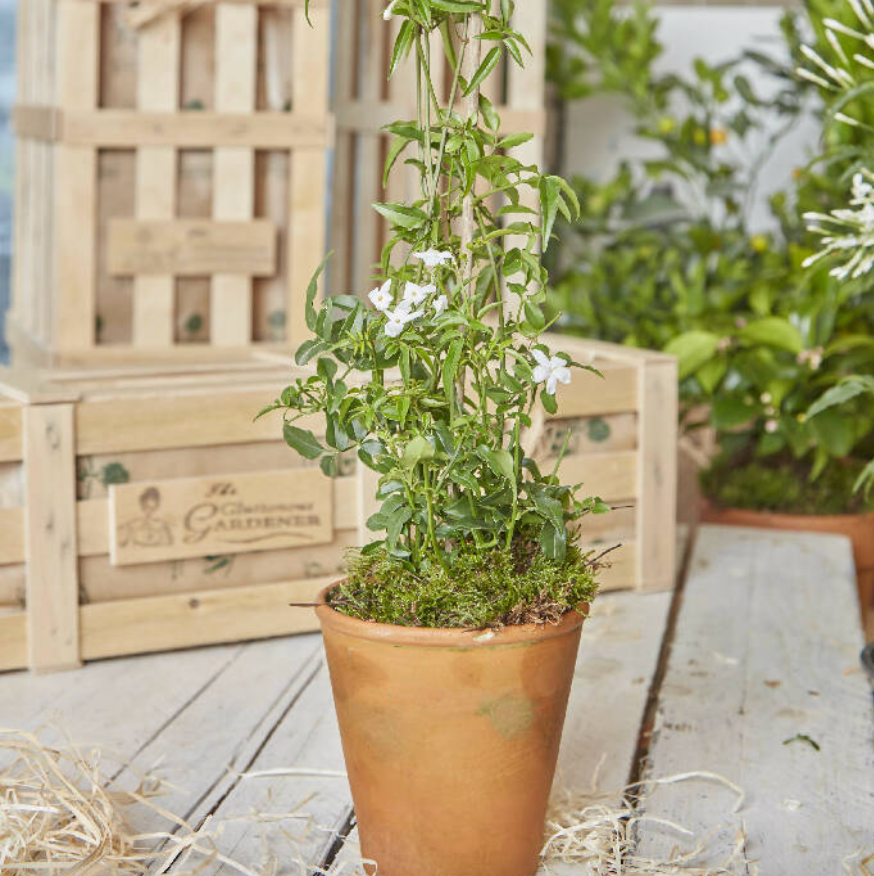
0;728;260;876
4;729;870;875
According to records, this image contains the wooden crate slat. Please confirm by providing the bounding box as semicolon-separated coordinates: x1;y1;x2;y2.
133;13;181;348
0;613;27;672
211;4;258;346
0;406;24;462
24;404;81;671
79;577;327;661
636;357;679;591
288;2;330;344
74;392;320;455
13;106;333;148
107;219;277;276
0;508;25;565
53;0;99;354
555;449;638;502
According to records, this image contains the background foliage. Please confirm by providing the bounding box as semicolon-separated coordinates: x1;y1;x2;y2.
547;0;874;512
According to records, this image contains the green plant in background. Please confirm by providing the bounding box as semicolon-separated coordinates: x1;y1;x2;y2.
261;0;607;627
547;0;874;514
794;0;874;497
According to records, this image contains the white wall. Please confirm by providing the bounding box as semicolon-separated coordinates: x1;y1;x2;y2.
563;5;821;231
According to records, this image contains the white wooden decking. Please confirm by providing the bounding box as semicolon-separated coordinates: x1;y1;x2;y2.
1;524;872;874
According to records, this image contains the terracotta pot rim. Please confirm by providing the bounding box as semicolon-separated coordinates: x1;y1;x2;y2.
314;583;587;647
700;499;874;525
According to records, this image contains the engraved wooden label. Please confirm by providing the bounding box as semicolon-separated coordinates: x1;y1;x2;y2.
108;468;332;566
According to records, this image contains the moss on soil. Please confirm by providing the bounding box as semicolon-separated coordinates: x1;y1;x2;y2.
700;456;874;516
328;535;601;629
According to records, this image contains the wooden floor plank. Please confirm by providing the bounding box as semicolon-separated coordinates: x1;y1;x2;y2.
114;634;324;842
637;525;874;872
0;643;245;758
177;659;350;875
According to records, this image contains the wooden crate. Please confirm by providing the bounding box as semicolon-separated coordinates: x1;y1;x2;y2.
530;335;678;593
330;0;547;294
0;357;366;673
9;0;332;366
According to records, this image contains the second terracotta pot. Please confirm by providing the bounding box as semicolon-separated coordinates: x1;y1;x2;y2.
700;501;874;611
316;586;586;876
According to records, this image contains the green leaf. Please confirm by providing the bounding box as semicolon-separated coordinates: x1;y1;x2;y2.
808;408;856;457
712;395;755;430
497;132;534;149
443;338;463;402
431;0;484;10
480;448;515;482
739;317;803;354
463;46;501;96
664;330;720;380
539;521;567;563
304;253;332;333
388;20;415;78
539;175;562;248
372;202;429;230
807;376;874;419
283;423;324;460
540;389;557;415
401;435;436;470
696;357;727;395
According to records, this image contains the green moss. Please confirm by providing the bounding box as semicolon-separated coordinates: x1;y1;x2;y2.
329;536;600;629
700;456;874;516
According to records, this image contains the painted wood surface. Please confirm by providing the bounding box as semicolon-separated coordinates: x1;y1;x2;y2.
637;524;874;873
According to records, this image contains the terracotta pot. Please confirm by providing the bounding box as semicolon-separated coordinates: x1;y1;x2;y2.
315;587;587;876
700;501;874;611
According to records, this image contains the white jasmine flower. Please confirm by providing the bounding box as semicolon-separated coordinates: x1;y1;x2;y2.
368;280;393;312
433;294;448;316
798;347;824;370
402;281;434;307
413;248;454;269
384;306;423;338
532;349;572;396
760;392;772;404
382;0;399;19
765;418;779;434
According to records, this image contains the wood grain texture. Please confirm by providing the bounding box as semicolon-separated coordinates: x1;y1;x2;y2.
0;404;24;462
211;4;257;346
637;525;874;871
14;106;332;148
24;404;80;671
133;12;181;347
79;577;328;660
288;3;330;345
53;0;99;353
107;219;277;276
636;357;678;591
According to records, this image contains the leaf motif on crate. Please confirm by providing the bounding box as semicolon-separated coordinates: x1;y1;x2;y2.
587;417;612;443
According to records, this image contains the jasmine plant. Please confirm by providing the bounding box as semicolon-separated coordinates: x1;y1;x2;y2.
260;0;606;626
